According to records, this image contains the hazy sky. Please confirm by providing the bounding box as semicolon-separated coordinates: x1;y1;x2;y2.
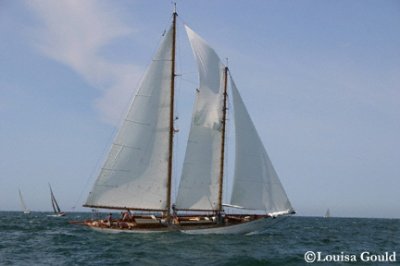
1;0;399;218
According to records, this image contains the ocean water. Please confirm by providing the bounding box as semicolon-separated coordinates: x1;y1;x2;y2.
0;212;399;265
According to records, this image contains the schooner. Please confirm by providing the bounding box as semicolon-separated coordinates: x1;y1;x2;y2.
80;9;294;234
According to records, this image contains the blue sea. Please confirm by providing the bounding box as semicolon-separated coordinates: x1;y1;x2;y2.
0;212;399;265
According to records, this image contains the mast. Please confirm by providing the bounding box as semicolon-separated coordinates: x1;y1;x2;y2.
217;66;229;211
166;7;177;220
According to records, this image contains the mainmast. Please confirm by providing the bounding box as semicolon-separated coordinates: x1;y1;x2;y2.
166;8;177;220
217;66;229;211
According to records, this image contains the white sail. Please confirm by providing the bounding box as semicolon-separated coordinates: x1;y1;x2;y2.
230;77;293;214
85;26;174;210
175;26;225;210
18;189;30;214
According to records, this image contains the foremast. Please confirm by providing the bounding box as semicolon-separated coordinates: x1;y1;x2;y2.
166;8;177;221
217;66;229;212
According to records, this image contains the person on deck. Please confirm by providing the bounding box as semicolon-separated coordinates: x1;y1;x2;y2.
106;213;113;227
171;204;179;224
172;204;177;217
122;210;131;221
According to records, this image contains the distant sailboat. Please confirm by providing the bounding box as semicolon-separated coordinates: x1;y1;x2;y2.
324;209;330;218
48;184;65;217
79;8;294;234
18;189;30;214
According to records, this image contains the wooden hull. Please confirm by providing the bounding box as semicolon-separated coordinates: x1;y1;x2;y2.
79;215;288;235
89;226;172;234
81;218;174;234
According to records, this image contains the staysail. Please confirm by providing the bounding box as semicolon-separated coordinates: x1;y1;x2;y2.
85;25;174;211
229;77;293;215
175;26;225;211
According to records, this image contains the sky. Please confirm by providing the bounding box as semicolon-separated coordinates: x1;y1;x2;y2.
1;0;399;218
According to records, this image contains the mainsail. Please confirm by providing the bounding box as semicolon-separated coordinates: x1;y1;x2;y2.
229;77;293;215
85;25;175;211
175;26;225;211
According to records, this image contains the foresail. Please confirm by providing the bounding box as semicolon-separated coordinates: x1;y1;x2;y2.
175;26;225;210
230;77;293;214
85;26;174;210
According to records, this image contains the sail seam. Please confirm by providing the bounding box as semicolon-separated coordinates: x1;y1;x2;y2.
101;168;130;173
124;119;151;126
112;143;141;150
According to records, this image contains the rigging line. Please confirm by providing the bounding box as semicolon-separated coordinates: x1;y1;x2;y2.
179;71;198;76
71;127;116;211
179;77;198;86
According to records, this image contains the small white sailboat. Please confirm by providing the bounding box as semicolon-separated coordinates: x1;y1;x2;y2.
79;8;294;234
18;189;30;214
324;209;330;218
48;184;65;217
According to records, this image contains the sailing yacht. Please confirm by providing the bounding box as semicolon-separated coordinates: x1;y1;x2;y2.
18;189;30;214
80;9;294;234
48;184;66;217
324;209;330;218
